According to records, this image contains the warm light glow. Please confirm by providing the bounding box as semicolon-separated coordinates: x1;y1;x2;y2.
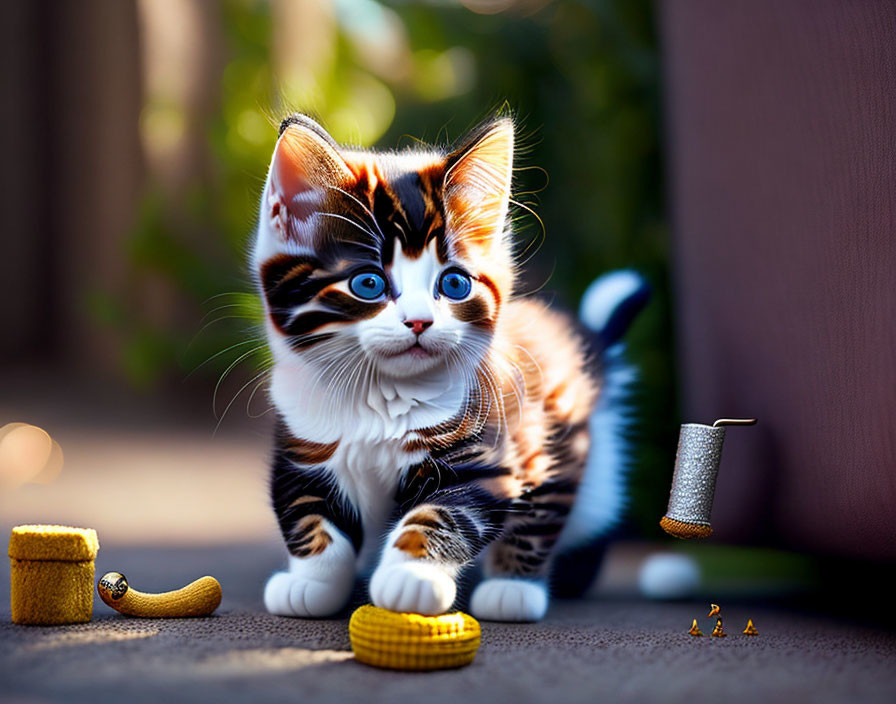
193;647;353;676
139;103;187;158
327;72;396;146
24;626;158;652
0;423;64;489
413;48;476;101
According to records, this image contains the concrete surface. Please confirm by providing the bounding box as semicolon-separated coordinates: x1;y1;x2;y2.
3;380;896;703
2;543;895;704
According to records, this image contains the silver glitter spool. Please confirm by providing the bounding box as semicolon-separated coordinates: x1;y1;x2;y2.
660;418;756;539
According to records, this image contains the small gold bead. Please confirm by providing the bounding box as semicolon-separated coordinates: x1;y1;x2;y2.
688;618;704;636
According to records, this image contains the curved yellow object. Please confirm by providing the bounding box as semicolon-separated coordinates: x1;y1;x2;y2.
349;604;480;671
97;572;221;618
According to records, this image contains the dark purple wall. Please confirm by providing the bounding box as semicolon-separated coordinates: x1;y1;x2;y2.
661;0;896;560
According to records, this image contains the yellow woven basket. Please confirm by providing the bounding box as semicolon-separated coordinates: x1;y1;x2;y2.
349;604;481;671
9;525;99;625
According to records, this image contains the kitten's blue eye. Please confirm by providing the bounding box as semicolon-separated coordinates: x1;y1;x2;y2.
349;272;387;300
438;270;472;300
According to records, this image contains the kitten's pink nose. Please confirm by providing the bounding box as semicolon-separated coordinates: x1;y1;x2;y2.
403;319;433;335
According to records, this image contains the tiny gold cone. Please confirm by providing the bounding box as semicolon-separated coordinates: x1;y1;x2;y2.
743;619;759;636
688;619;704;636
711;618;726;637
707;603;721;618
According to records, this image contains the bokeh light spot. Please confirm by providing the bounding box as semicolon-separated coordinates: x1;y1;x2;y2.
0;423;64;489
237;109;270;146
413;47;476;102
139;102;187;161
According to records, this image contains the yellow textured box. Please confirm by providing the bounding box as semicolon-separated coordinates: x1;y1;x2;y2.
9;525;99;625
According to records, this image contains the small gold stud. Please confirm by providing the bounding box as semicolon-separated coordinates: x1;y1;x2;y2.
711;618;726;637
707;603;721;618
688;619;704;636
743;619;758;636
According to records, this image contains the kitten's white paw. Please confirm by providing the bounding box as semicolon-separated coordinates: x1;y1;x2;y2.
470;578;548;622
264;571;352;618
369;562;457;615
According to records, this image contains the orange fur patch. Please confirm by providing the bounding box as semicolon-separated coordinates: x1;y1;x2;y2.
393;529;429;558
289;495;325;508
286;439;339;465
291;515;332;557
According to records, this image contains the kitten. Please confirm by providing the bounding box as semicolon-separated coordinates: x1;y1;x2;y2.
254;114;647;621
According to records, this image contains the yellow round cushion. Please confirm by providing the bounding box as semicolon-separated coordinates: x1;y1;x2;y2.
349;605;481;671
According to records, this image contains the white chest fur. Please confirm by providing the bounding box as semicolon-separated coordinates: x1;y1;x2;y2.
269;356;465;567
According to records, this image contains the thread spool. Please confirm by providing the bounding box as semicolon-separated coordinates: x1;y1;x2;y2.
660;418;756;539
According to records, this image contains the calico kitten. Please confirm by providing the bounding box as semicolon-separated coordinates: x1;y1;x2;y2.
254;114;646;621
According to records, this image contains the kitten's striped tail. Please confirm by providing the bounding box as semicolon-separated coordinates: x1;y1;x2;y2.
552;270;650;596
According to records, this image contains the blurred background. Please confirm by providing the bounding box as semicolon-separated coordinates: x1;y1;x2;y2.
2;0;894;602
1;0;672;543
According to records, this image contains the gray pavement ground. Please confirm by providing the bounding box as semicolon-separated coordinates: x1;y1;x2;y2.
2;543;896;704
3;380;896;703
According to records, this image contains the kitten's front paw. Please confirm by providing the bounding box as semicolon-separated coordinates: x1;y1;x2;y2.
470;578;548;622
369;562;457;615
264;571;352;618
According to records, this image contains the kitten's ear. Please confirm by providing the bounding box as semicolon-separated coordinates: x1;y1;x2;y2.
444;118;514;248
267;116;354;243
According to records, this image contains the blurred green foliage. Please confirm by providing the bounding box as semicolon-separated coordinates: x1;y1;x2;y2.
107;0;675;535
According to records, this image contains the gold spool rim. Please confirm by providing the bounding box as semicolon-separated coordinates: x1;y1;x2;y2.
660;516;713;539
